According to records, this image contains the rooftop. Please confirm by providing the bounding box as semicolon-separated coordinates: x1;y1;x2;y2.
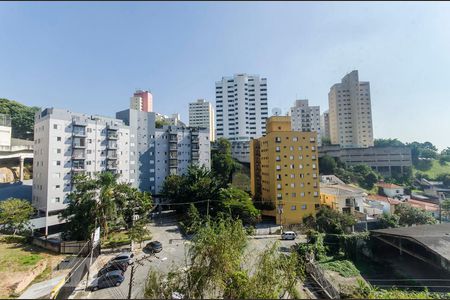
366;194;402;205
371;223;450;262
376;182;403;189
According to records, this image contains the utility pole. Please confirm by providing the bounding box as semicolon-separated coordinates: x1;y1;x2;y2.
127;254;154;299
207;199;210;220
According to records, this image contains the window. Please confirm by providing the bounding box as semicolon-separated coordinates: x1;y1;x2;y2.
290;174;295;179
300;192;305;197
57;148;61;154
299;164;303;169
53;124;58;130
277;193;282;200
291;183;295;188
290;155;294;160
293;137;298;142
56;136;61;142
291;193;296;197
277;183;281;190
276;156;280;161
298;146;302;151
55;185;60;189
301;204;307;210
290;146;294;151
276;165;281;170
276;146;280;152
291;205;296;211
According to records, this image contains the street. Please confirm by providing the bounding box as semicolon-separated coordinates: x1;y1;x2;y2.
71;219;305;299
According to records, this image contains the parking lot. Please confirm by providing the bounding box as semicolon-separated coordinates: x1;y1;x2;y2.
70;219;305;299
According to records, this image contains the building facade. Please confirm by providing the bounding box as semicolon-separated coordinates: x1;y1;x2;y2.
328;70;374;148
0;114;11;149
33;108;130;235
130;90;153;112
320;110;330;141
319;145;412;176
154;125;211;193
290;99;321;146
189;99;215;142
250;116;320;225
216;74;269;162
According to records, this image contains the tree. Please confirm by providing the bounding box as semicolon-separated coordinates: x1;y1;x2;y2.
351;164;379;189
374;138;405;148
144;217;300;299
377;213;399;229
61;172;152;240
319;155;337;175
0;198;34;235
313;206;356;234
394;203;436;226
128;218;151;248
436;174;450;188
217;187;261;225
211;138;237;186
180;203;202;234
0;98;40;140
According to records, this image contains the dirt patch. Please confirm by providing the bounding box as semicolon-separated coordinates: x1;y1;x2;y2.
324;269;364;297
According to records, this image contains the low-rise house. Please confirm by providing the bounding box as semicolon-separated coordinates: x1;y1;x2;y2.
376;182;405;198
406;199;439;218
320;176;367;215
365;194;402;215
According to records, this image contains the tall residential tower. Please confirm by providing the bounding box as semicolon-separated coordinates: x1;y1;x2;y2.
130;90;153;112
328;70;374;148
290;99;321;146
189;99;215;141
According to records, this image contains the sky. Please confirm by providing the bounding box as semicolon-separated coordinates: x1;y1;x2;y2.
0;1;449;150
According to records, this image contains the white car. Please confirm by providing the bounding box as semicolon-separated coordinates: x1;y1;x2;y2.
281;231;297;240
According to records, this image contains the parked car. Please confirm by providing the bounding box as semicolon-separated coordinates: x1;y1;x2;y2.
91;270;125;291
107;252;134;266
97;261;128;277
144;241;162;253
281;231;297;240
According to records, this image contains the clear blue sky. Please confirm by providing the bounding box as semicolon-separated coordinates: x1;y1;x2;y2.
0;1;449;150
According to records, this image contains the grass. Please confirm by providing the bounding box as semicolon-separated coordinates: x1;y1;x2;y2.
413;159;450;179
0;236;44;272
102;231;130;249
319;257;360;278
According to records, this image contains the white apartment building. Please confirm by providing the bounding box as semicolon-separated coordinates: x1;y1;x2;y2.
0;114;11;149
189;99;215;142
130;90;153;112
154;126;210;193
290;99;322;146
33;108;130;235
328;70;374;148
215;74;268;162
320;110;330;141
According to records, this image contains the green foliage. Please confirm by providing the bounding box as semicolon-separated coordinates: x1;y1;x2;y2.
308;206;356;234
319;155;337;175
180;203;202;234
0;198;35;235
319;258;360;277
19;253;42;266
211;138;238;186
0;98;40;140
377;213;400;229
436;173;450;187
374;138;405;148
61;172;152;240
351;164;379;189
145;217;301;299
321;136;331;146
218;187;261;225
155;119;171;128
128;218;152;247
394;203;437;226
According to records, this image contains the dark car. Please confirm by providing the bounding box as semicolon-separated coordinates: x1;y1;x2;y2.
91;270;125;291
97;261;128;277
107;252;134;266
144;241;162;253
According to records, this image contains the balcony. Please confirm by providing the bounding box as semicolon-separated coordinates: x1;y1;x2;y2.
107;151;118;159
72;151;86;160
72;161;85;171
169;145;177;151
107;142;118;149
107;162;118;170
72;127;86;137
169;160;178;167
107;131;118;140
72;139;86;148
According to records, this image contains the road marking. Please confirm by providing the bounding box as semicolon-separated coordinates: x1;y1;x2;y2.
161;257;168;261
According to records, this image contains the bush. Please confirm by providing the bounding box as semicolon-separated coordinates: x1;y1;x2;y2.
319;258;360;277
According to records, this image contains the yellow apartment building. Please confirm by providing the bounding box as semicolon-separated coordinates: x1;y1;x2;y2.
250;116;321;225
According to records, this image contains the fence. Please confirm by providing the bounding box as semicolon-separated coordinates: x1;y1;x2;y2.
54;242;100;299
305;261;341;299
32;236;91;255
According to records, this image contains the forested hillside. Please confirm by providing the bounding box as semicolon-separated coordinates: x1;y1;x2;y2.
0;98;39;140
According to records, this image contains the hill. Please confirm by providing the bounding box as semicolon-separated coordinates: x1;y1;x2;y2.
413;159;450;179
0;98;39;141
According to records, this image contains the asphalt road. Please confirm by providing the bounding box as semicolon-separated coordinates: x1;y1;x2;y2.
71;219;305;299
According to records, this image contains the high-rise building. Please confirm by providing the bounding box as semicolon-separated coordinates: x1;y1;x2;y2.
328;70;374;148
154;125;211;193
215;74;269;162
320;110;330;141
130;90;153;112
33;108;130;235
0;114;11;149
290;99;321;146
116;110;210;195
250;116;320;225
189;99;215;142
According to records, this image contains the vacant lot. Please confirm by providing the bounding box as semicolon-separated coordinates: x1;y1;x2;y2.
0;235;66;298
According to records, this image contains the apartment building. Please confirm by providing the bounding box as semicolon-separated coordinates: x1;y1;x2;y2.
130;90;153;112
250;116;320;225
116;109;156;192
189;99;215;142
320;110;330;140
328;70;374;148
32;108;130;235
116;109;210;195
290;99;321;146
216;74;269;162
0;114;11;149
154;125;210;193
